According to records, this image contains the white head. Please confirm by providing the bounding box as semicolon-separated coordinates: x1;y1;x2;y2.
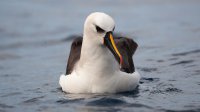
83;12;115;45
82;12;123;67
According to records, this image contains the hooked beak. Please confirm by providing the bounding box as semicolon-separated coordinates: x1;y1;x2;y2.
104;32;123;68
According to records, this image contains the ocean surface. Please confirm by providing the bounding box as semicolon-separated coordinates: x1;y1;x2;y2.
0;0;200;112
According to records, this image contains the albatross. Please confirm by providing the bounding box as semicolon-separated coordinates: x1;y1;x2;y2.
59;12;140;93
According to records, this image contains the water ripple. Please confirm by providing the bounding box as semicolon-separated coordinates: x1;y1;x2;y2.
171;60;194;66
172;49;200;56
86;97;125;106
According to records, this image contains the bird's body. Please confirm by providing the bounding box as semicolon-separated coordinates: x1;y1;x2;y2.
59;12;140;93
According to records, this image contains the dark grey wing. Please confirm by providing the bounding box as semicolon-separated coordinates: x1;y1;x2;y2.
115;37;138;73
65;37;83;75
65;34;138;74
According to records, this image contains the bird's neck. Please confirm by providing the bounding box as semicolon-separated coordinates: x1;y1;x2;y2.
78;35;118;74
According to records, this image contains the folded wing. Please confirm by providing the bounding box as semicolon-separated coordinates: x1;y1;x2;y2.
65;34;138;75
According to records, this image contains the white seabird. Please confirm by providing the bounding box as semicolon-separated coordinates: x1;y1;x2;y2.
59;12;140;93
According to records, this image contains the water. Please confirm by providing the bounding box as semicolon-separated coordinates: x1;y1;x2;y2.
0;0;200;112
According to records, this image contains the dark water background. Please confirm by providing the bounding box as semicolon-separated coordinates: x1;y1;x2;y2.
0;0;200;112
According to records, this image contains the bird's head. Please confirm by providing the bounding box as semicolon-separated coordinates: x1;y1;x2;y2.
83;12;123;67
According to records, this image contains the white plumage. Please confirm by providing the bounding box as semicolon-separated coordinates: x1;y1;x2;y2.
59;12;140;93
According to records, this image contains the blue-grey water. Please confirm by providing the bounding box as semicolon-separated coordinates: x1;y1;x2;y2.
0;0;200;112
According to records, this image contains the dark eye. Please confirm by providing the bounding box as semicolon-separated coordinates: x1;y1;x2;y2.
96;25;105;33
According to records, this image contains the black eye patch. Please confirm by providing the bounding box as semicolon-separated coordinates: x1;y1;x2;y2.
113;26;115;31
96;25;105;33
